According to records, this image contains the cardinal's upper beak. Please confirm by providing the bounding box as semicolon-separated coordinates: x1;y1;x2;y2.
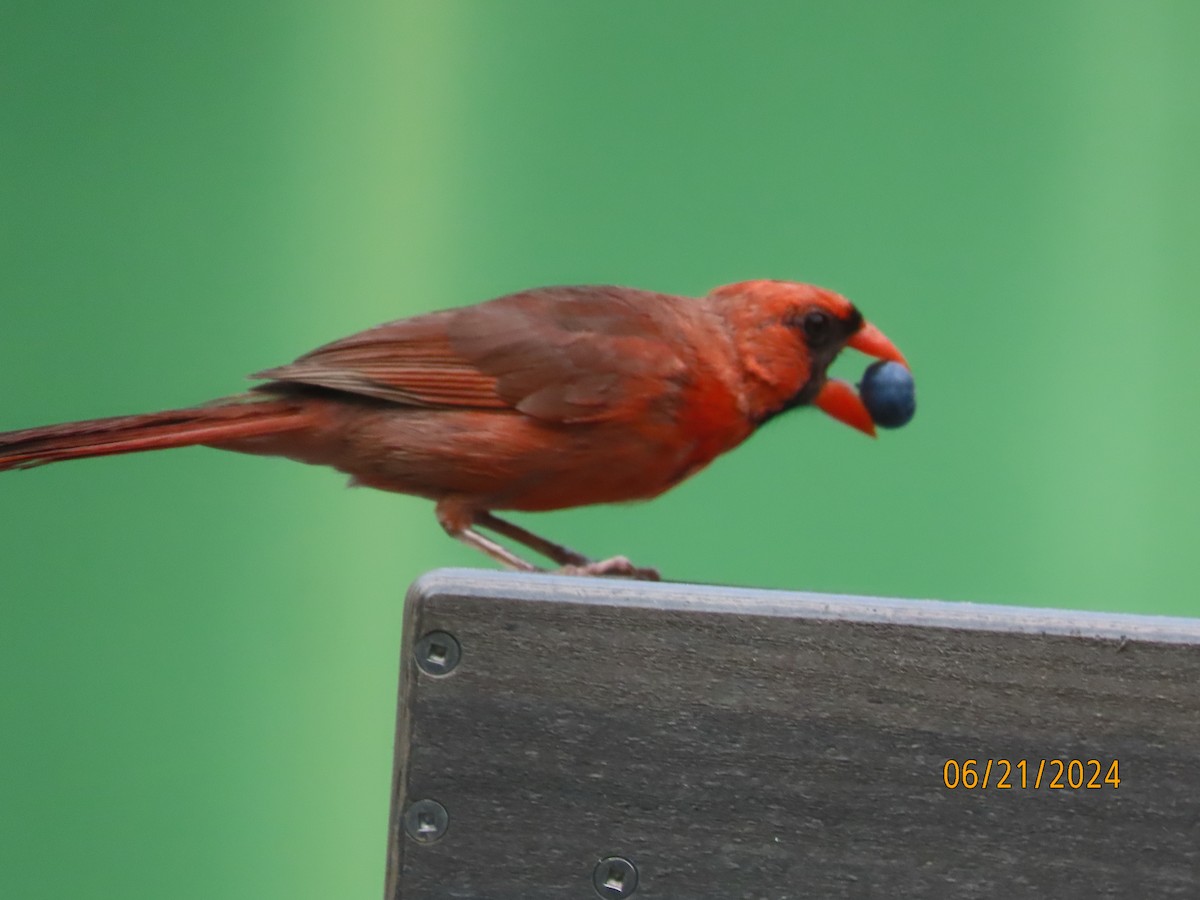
849;321;908;369
814;320;908;438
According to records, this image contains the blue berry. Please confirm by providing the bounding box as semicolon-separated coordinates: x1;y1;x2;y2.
859;361;915;429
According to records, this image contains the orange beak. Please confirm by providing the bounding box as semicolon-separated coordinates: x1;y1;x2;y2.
814;320;908;438
849;321;908;369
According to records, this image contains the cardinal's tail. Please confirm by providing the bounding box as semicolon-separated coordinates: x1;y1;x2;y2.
0;396;313;472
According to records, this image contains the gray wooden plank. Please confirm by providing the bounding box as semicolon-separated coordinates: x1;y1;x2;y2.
386;569;1200;899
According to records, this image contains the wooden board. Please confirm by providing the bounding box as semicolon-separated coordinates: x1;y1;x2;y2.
385;569;1200;899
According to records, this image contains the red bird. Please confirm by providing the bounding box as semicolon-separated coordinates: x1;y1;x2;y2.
0;281;907;578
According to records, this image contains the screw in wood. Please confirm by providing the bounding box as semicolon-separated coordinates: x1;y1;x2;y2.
402;798;449;844
593;856;638;897
414;630;461;676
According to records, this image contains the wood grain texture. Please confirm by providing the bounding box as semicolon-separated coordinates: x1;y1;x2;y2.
386;570;1200;899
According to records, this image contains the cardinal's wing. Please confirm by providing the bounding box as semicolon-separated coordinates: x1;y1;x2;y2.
253;286;693;424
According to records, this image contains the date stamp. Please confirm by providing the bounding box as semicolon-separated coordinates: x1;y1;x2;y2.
943;758;1121;790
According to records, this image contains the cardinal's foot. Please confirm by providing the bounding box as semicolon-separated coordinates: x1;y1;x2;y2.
557;555;661;581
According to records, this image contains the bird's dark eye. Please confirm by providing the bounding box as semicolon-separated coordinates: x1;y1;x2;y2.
801;310;833;344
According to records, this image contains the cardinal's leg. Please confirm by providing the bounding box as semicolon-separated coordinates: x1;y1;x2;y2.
477;512;660;581
435;501;540;572
474;512;589;566
436;501;660;580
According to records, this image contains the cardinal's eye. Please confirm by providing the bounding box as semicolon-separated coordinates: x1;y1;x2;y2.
801;310;833;344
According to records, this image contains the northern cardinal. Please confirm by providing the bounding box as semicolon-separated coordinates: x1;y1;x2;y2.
0;280;907;578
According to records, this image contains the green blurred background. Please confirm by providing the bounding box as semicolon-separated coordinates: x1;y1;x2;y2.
2;1;1197;897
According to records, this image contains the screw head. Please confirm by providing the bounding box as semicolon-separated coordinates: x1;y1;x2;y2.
414;630;461;676
593;856;638;897
402;798;449;844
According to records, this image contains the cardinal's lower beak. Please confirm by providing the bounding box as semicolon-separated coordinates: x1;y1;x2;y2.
815;320;908;437
815;379;877;437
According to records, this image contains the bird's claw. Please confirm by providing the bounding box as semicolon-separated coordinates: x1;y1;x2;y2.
557;555;661;581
